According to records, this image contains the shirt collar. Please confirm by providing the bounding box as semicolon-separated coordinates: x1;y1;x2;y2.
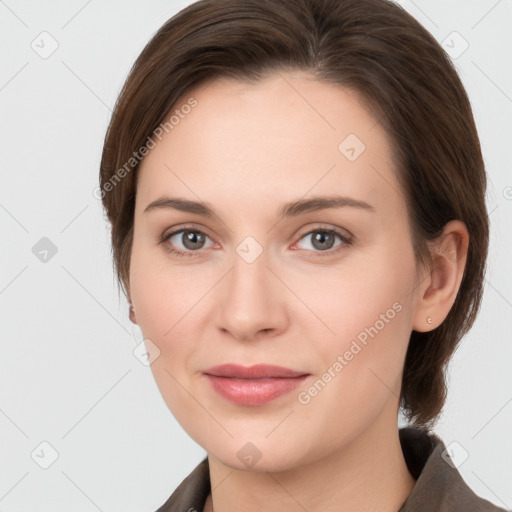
398;426;506;511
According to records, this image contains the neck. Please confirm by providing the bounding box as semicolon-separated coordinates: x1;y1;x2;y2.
205;417;415;512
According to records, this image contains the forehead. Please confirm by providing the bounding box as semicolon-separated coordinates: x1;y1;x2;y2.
136;71;404;219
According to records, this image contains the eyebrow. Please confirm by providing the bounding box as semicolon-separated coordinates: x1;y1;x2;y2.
144;195;375;218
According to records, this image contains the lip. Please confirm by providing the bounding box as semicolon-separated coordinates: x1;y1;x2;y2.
203;364;309;406
204;364;308;379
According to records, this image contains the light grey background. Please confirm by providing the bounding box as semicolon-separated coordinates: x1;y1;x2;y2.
1;1;511;510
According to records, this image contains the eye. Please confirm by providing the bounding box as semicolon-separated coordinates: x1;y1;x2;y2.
159;227;215;258
293;227;353;257
159;225;353;259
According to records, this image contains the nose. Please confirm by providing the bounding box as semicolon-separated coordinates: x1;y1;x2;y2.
215;246;289;342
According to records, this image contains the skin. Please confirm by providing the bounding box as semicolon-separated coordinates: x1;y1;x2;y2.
128;71;469;512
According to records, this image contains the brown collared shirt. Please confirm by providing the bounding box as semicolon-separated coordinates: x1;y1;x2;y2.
155;427;509;511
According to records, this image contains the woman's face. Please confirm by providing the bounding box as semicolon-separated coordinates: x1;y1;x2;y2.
129;71;425;471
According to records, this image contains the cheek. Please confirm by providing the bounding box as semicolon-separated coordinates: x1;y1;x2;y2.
132;280;200;372
129;240;193;358
297;245;416;387
130;235;197;331
298;248;414;338
293;263;415;444
129;240;225;388
129;245;204;418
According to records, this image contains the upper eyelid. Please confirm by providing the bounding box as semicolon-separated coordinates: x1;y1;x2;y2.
162;223;215;242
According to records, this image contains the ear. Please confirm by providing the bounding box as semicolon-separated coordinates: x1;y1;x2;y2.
412;220;469;332
129;302;138;325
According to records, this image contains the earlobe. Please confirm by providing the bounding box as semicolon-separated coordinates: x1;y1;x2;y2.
129;303;137;324
412;220;469;332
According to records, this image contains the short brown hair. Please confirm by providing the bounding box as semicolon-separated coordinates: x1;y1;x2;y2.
99;0;489;428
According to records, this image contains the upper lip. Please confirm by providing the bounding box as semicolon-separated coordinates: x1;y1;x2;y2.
204;364;308;379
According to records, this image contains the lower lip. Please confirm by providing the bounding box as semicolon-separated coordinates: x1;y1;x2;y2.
204;374;308;406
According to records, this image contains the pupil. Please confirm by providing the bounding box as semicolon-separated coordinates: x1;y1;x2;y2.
313;231;334;250
184;231;204;249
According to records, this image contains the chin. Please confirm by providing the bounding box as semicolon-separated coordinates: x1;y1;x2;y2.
204;437;313;474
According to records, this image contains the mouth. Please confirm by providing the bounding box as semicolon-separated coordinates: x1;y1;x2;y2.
203;364;310;406
204;363;308;379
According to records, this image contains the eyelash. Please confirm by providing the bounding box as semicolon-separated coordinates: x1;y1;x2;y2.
158;224;353;259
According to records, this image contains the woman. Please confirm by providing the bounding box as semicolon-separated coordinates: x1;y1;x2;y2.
99;0;507;510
